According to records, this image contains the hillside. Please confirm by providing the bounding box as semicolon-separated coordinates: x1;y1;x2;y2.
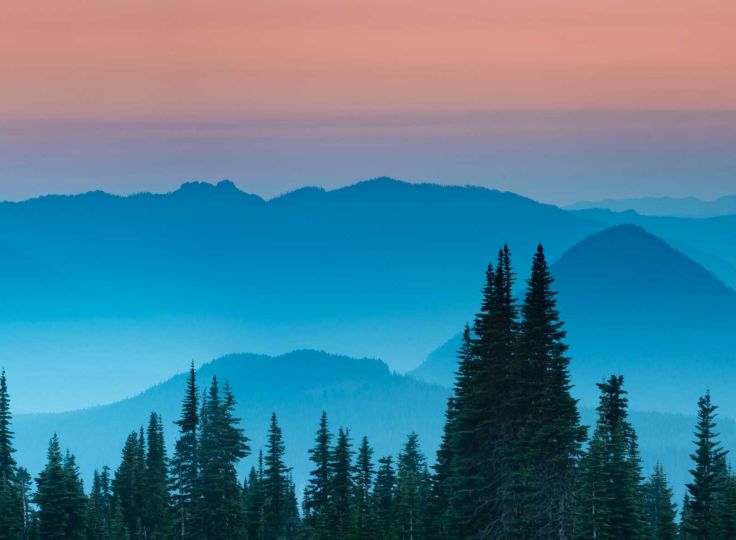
410;225;736;415
14;350;450;494
12;348;733;507
567;194;736;218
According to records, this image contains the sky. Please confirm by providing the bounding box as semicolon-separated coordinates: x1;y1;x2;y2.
1;0;735;203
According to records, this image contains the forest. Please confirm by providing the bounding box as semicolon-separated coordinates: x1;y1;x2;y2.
0;245;732;540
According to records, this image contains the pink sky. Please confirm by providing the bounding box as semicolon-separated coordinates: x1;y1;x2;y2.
2;0;735;120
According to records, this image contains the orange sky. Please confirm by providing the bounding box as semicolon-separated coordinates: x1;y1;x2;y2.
1;0;735;120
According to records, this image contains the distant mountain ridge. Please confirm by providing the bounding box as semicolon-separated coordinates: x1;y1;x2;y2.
567;194;736;218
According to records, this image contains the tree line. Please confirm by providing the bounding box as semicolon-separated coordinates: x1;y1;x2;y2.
0;244;734;539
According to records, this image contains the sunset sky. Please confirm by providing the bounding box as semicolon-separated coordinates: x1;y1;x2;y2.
1;0;735;202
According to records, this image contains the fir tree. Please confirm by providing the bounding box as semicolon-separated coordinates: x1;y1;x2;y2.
328;428;354;539
243;452;267;540
513;244;585;538
191;377;249;540
0;369;22;540
62;451;88;540
263;413;291;540
643;462;678;540
304;412;332;539
683;392;728;539
353;436;375;540
372;456;396;540
574;375;647;540
392;433;431;540
143;413;171;540
170;362;199;540
113;430;145;538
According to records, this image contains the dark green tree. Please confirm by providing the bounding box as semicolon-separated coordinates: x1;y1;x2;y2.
683;392;728;540
574;375;647;540
243;452;267;540
170;362;199;540
304;412;332;539
263;413;291;540
643;462;678;540
62;452;88;540
392;433;431;540
0;369;22;540
191;377;250;540
328;428;354;539
372;456;396;540
353;436;375;540
113;430;145;538
143;413;171;540
513;244;585;538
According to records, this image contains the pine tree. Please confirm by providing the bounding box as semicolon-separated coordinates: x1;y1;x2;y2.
372;456;396;540
36;435;88;540
0;369;22;540
263;413;291;540
86;468;113;540
304;412;332;540
574;375;647;540
683;392;728;539
513;244;585;538
110;499;129;540
113;430;145;538
392;433;431;540
353;436;375;540
328;428;354;539
445;248;520;539
643;462;678;540
191;377;249;540
431;326;472;540
62;451;88;540
243;452;267;540
170;362;199;540
143;413;171;540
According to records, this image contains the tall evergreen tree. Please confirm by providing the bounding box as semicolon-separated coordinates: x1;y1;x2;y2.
513;244;585;539
574;375;647;540
328;428;354;539
304;412;332;539
643;462;678;540
113;431;145;539
263;413;291;540
683;392;728;540
445;247;519;539
243;452;267;540
353;436;375;540
0;369;22;540
372;456;396;540
191;378;249;540
170;362;199;540
392;433;431;540
36;435;86;540
143;413;171;540
86;467;113;540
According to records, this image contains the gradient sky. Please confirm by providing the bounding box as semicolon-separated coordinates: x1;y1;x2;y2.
1;0;735;202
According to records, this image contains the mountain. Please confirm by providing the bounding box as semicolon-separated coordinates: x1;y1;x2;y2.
12;348;734;507
567;194;736;218
14;350;450;495
410;225;736;415
0;178;606;411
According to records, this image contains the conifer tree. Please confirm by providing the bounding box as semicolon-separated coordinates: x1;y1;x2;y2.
86;468;113;540
243;452;267;540
191;377;249;540
113;431;145;538
110;499;129;540
372;456;396;540
0;369;22;540
263;413;291;540
392;433;431;540
643;462;678;540
574;375;647;540
143;413;171;540
328;427;354;539
683;392;728;539
353;436;375;540
62;451;88;540
513;244;585;538
170;362;199;540
304;412;332;539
